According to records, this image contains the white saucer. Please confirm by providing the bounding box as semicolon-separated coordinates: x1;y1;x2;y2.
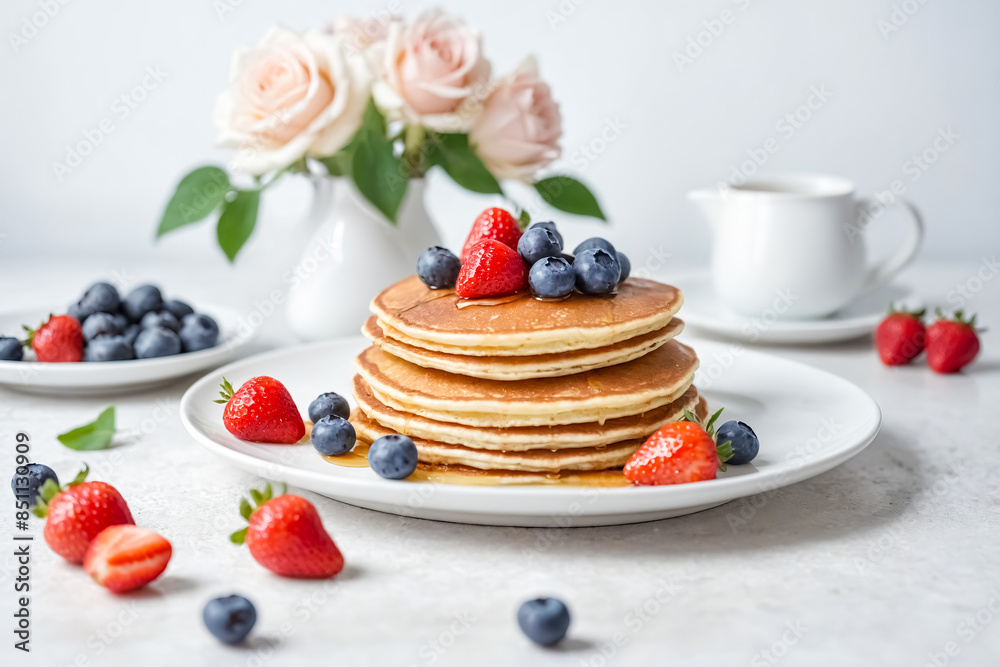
675;274;915;344
0;305;255;395
179;336;881;527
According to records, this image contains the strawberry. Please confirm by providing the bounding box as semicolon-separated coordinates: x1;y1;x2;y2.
461;207;523;262
455;239;529;299
231;484;344;579
875;307;926;365
23;314;83;362
926;310;981;374
216;376;305;444
624;409;732;486
34;466;135;563
84;525;172;593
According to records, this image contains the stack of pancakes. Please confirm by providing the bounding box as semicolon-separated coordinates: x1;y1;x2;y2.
349;275;704;481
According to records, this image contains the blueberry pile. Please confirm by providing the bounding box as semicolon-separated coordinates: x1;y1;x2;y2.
0;281;220;363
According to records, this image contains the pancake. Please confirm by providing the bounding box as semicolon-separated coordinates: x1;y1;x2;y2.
370;275;683;356
354;340;699;427
353;374;702;450
363;316;684;380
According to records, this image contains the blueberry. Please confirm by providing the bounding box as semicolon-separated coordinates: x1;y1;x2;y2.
717;420;759;465
529;257;575;299
82;312;122;341
67;302;87;323
368;434;418;480
617;252;631;282
417;246;461;290
311;415;357;456
203;595;256;645
530;221;563;246
11;463;58;509
112;313;130;332
0;337;23;361
164;299;194;319
141;310;180;332
84;336;135;362
122;324;142;346
573;237;616;256
308;392;350;423
517;597;571;647
179;313;219;352
518;226;563;265
134;327;181;359
75;282;121;320
573;249;621;295
123;284;163;321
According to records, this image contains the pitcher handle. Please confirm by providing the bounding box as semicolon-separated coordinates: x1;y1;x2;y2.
856;196;924;291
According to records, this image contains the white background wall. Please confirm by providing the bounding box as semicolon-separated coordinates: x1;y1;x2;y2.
2;0;998;277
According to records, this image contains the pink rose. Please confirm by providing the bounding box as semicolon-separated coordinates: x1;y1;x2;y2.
214;27;370;175
330;15;392;55
371;9;491;132
469;57;562;182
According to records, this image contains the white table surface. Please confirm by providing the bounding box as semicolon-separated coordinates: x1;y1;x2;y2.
2;259;999;667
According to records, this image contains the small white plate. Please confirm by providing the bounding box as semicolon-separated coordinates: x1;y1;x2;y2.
0;305;254;395
676;274;915;344
179;336;881;527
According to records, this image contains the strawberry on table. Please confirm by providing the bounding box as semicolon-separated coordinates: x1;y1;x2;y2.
461;207;523;262
216;376;305;444
84;525;172;593
926;310;981;374
875;307;926;366
23;314;83;362
624;409;733;486
230;484;344;579
34;466;135;563
455;239;529;299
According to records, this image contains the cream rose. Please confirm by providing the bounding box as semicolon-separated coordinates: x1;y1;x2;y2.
330;15;392;55
370;9;490;132
469;57;562;182
214;27;370;175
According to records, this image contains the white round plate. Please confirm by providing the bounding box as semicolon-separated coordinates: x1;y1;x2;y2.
676;273;915;344
0;305;254;395
180;336;881;527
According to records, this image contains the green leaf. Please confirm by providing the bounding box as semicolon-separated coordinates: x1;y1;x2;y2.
262;482;273;503
57;407;115;451
319;146;354;177
157;166;230;236
39;478;60;503
534;176;607;221
230;527;248;545
429;132;503;195
351;99;408;222
249;488;264;506
239;498;252;521
68;464;90;486
216;189;260;262
717;441;733;472
704;408;724;438
518;209;531;229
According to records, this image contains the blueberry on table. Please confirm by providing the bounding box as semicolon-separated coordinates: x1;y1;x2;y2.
617;252;631;282
82;312;122;341
518;226;563;265
573;237;616;256
368;434;418;479
134;327;181;359
417;246;462;289
11;463;58;509
573;248;621;295
308;392;351;423
530;221;563;246
517;597;571;647
84;336;135;362
203;595;256;645
0;336;23;361
164;299;194;319
311;415;357;456
179;313;219;352
75;282;121;320
123;284;163;321
529;257;575;299
717;420;759;465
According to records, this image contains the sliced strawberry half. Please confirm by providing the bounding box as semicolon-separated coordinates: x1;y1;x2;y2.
84;525;172;593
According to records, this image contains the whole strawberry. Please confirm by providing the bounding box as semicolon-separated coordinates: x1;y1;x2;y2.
875;307;926;366
624;409;732;486
23;314;83;362
461;207;523;262
231;484;344;578
455;239;529;299
926;310;981;374
216;376;305;444
34;466;135;563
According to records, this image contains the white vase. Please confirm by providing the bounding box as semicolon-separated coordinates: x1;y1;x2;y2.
286;177;442;341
